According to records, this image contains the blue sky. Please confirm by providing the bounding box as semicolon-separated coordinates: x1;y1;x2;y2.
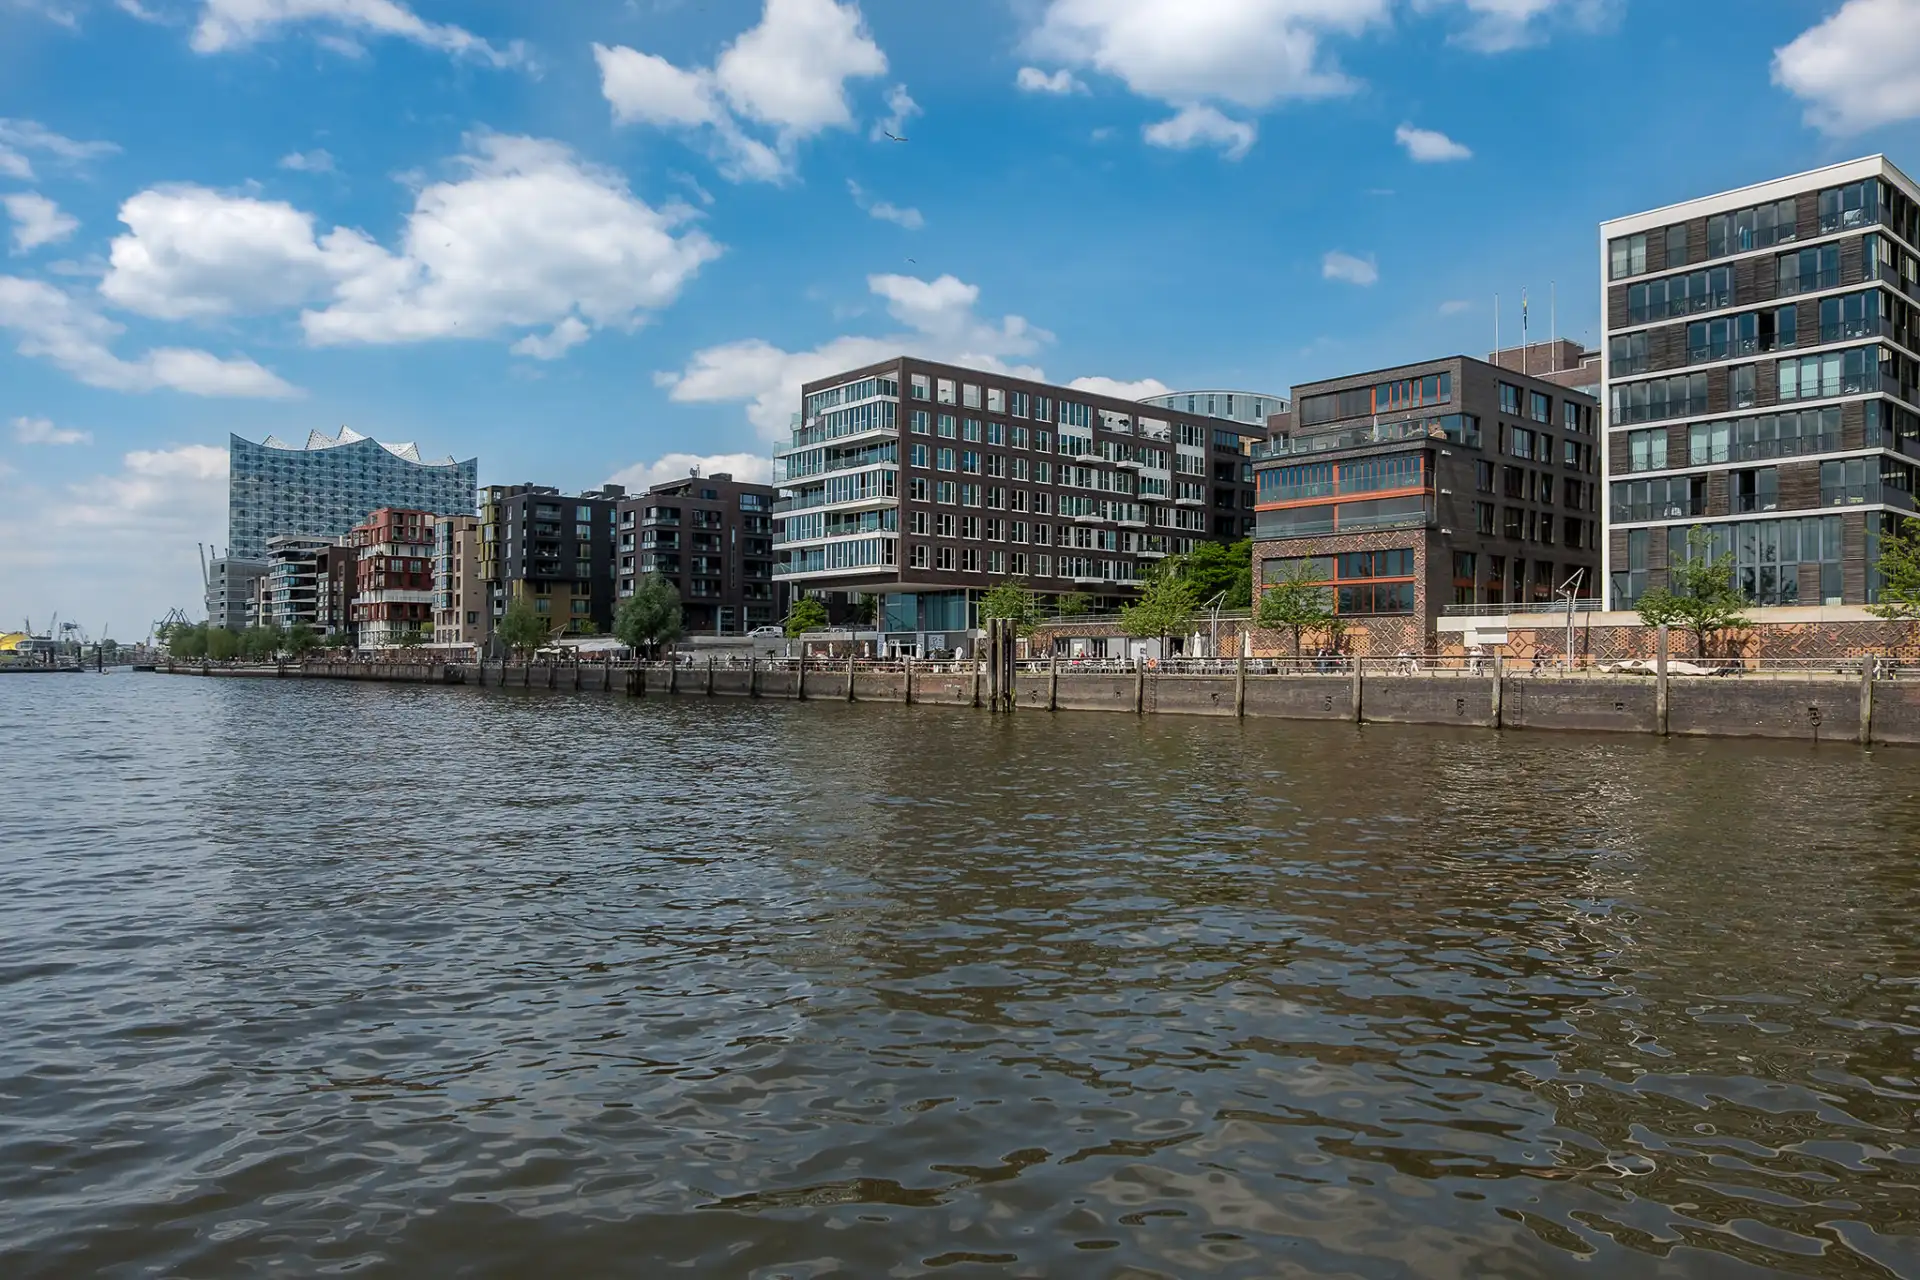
3;0;1920;638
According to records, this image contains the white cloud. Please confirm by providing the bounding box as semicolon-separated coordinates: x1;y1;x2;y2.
1321;250;1378;286
869;83;920;140
12;415;91;445
0;118;119;182
1429;0;1611;53
97;134;719;356
609;452;773;490
1016;66;1087;95
116;0;167;20
847;179;923;229
278;148;335;173
4;193;79;253
1438;298;1472;315
1068;375;1172;400
0;274;300;397
190;0;528;66
595;0;887;183
1773;0;1920;135
659;273;1049;441
1394;122;1471;162
1143;104;1256;160
0;442;230;638
510;316;590;360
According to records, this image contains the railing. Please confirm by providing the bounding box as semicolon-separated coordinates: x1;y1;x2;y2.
1441;600;1603;617
1611;502;1703;522
1819;317;1882;344
1253;417;1475;459
1778;269;1842;298
1819;207;1881;235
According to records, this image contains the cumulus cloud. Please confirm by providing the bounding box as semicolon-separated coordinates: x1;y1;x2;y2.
1143;104;1256;160
0;118;118;182
609;452;774;490
278;148;335;172
1321;250;1378;286
1394;122;1471;161
658;273;1049;441
4;193;79;253
0;275;300;397
0;442;230;637
190;0;528;66
595;0;887;183
1773;0;1920;135
869;83;920;141
1438;298;1472;315
1016;66;1087;94
12;415;91;445
97;134;719;356
1068;375;1172;400
847;179;923;229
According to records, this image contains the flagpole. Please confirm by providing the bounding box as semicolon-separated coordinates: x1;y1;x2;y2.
1494;293;1499;366
1551;281;1558;373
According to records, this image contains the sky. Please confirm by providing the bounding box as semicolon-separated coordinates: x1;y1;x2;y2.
3;0;1920;639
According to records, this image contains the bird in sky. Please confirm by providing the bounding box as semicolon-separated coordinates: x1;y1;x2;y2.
883;131;908;143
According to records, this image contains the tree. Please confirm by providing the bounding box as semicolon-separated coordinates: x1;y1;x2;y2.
206;627;241;661
497;599;549;660
396;627;426;651
1180;539;1253;609
286;623;319;657
1636;526;1751;658
324;629;355;650
615;575;685;657
1256;561;1335;659
1869;518;1920;634
1055;592;1094;618
240;624;284;661
165;622;208;660
785;597;829;638
979;580;1042;636
1120;562;1198;657
848;593;877;626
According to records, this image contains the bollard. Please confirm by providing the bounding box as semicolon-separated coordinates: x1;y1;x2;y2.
1490;654;1504;730
707;655;715;697
749;655;760;698
904;655;914;705
1234;653;1247;718
546;661;556;690
1134;659;1145;715
1349;654;1362;723
1861;653;1876;747
1048;650;1059;712
846;651;856;703
970;658;981;707
574;661;582;691
797;648;807;701
669;658;678;696
1655;625;1671;736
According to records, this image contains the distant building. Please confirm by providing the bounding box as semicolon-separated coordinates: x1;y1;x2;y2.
1140;388;1291;427
432;514;484;648
314;545;359;643
261;534;339;632
204;556;267;632
616;472;782;635
228;428;477;562
1252;355;1603;651
1488;340;1602;400
478;484;625;646
350;508;436;648
1600;155;1920;609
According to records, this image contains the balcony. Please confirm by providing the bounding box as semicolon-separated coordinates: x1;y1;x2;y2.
643;515;680;528
1610;501;1704;523
1820;316;1883;344
1255;413;1479;458
1825;484;1915;510
1778;268;1841;298
1732;494;1781;514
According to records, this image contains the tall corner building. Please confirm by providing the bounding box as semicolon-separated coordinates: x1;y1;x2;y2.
228;428;479;562
1600;156;1920;609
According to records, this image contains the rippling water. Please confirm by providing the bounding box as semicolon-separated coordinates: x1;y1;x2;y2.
4;674;1920;1278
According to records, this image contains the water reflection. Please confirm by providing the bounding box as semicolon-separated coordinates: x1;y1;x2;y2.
1;676;1916;1278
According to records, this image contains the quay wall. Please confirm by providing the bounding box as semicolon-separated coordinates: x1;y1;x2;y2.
150;661;1920;748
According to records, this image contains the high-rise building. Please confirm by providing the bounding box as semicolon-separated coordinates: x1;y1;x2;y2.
314;545;358;643
1600;156;1920;609
350;508;436;648
1139;389;1291;427
261;534;339;632
204;556;267;632
432;515;484;648
616;472;782;635
1251;356;1602;647
478;484;624;644
228;428;477;562
774;358;1263;653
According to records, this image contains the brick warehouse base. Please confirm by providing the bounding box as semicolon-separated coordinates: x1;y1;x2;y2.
151;661;1920;748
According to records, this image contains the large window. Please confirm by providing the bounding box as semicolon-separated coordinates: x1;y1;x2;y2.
1627;428;1668;471
1819;291;1881;343
1297;371;1452;427
1610;331;1648;376
1706;199;1798;258
1611;476;1704;522
1528;390;1551;423
1609;233;1647;280
1261;549;1415;616
1626;266;1733;324
1818;180;1880;234
1777;346;1878;401
1675;516;1843;606
1777;244;1840;296
1612;372;1708;425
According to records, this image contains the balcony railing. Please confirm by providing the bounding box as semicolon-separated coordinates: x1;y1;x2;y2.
1778;268;1842;298
1819;207;1881;235
1610;501;1704;523
1819;316;1883;344
1253;414;1478;459
1825;484;1915;510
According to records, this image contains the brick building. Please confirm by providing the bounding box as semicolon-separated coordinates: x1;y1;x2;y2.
616;472;782;635
432;514;484;648
350;508;436;648
478;484;624;647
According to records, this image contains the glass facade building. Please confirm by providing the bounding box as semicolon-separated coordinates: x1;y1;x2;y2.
1140;389;1290;427
228;428;478;562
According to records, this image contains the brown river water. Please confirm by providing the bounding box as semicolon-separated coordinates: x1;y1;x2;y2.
3;674;1918;1278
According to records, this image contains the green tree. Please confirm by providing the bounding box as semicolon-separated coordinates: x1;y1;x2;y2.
1636;526;1751;658
286;623;319;657
396;626;426;652
979;579;1041;636
615;575;685;657
324;629;355;650
1055;592;1093;618
1869;517;1920;628
1120;562;1198;657
165;622;208;659
1255;561;1335;659
785;597;829;637
848;593;877;626
1179;539;1253;609
206;626;241;661
239;625;282;661
497;599;549;660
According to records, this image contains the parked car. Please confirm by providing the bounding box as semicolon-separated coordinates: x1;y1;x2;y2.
747;626;784;637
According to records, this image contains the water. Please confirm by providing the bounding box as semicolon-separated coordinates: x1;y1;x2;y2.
4;675;1920;1279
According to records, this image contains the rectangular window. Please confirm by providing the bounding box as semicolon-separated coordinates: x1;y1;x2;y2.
910;443;928;468
1011;425;1029;450
1528;390;1551;423
986;421;1005;446
1731;363;1758;409
1509;426;1536;460
1499;382;1521;415
1476;460;1495;492
1475;501;1496;535
936;378;956;405
936;481;957;505
1777;244;1841;296
1010;391;1029;418
987;387;1005;413
911;410;930;434
937;414;957;438
1707;198;1797;257
1611;332;1649;376
1609;233;1647;280
910;373;930;400
963;383;981;409
962;419;982;442
1665;224;1688;269
936;447;955;471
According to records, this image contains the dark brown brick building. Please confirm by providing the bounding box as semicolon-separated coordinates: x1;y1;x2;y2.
1251;355;1602;648
616;472;782;635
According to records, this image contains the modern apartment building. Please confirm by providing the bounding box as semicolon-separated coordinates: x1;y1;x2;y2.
432;514;484;648
1140;388;1291;427
350;508;437;648
228;427;477;562
1601;156;1920;609
775;358;1263;652
261;534;338;632
616;472;782;635
478;484;624;644
314;544;358;642
204;556;267;632
1251;356;1602;646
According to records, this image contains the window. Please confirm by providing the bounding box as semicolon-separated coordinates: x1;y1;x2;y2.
936;481;957;504
911;410;930;434
1476;460;1495;492
910;443;928;468
1707;198;1797;257
1475;502;1496;535
1504;507;1524;539
1503;465;1526;498
1499;382;1521;414
1820;291;1878;343
1687;318;1732;364
963;383;981;409
909;544;929;569
1610;332;1649;376
1509;426;1536;460
936;379;956;404
987;387;1006;413
986;421;1005;446
1733;467;1780;514
1818;180;1880;234
1528;391;1551;423
1777;244;1840;296
937;414;957;438
910;374;930;400
1611;475;1704;522
1665;224;1688;269
960;450;981;474
1626;266;1733;323
1821;456;1877;505
1564;401;1585;434
936;547;954;571
962;419;982;442
1778;347;1876;401
1012;425;1029;450
1730;364;1757;410
936;447;956;471
1611;372;1708;424
909;477;929;502
909;511;928;535
1609;232;1647;280
1010;391;1029;418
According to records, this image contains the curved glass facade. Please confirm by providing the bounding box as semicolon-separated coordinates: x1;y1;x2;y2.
1140;389;1290;426
229;430;478;561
